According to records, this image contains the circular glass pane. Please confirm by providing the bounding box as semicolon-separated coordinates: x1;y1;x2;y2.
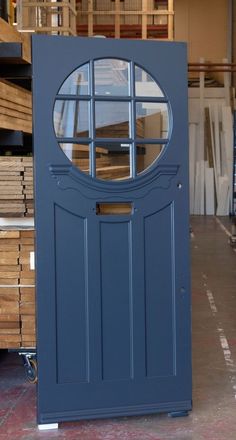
53;59;170;181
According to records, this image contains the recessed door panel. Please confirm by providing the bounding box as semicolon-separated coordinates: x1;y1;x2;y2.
100;221;133;381
144;203;176;378
54;204;88;385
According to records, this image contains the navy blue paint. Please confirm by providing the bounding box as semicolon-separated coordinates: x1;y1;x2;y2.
32;35;191;423
144;203;175;378
54;205;88;384
100;221;132;381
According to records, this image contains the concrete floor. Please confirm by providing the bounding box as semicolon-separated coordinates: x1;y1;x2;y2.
1;215;236;439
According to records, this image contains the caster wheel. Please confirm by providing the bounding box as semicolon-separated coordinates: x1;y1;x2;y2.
26;358;38;384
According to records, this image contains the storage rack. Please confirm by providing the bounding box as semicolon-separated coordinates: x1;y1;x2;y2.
76;0;174;40
17;0;77;36
233;110;236;216
0;19;36;381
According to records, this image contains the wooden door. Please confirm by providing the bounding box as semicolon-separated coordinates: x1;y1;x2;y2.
32;35;191;424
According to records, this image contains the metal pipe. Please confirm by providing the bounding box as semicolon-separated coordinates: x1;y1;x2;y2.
227;0;233;64
188;69;236;72
189;63;236;67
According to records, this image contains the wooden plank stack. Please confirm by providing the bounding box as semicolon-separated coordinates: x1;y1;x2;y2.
0;230;21;348
0;17;31;63
0;230;35;349
20;287;35;348
0;19;35;349
0;81;32;134
189;59;235;216
0;157;25;217
0;157;34;217
19;230;35;348
22;157;34;216
189;93;234;216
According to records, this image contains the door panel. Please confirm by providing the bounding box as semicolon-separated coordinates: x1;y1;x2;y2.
100;221;133;381
144;203;175;378
54;205;88;385
32;35;191;424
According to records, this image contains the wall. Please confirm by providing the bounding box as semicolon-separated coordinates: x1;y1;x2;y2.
175;0;229;64
233;0;236;85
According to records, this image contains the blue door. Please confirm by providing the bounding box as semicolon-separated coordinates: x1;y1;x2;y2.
32;35;191;424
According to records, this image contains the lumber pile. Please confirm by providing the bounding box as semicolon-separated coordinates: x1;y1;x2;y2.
96;165;130;180
189;102;234;216
0;81;32;134
0;230;35;349
20;287;35;348
61;143;132;179
0;287;21;349
22;158;34;216
60;119;145;179
189;59;234;216
0;157;34;217
19;230;35;348
96;119;144;138
0;17;31;63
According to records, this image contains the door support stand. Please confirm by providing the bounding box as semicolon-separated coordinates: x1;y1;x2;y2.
38;424;59;430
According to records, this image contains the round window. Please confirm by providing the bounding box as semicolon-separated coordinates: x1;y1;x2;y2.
53;59;170;181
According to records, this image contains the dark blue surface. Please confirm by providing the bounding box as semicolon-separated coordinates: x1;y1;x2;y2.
32;35;191;423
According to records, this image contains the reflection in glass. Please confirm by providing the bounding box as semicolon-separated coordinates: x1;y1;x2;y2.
135;102;169;139
95;101;130;138
59;143;90;174
137;144;164;174
95;143;130;180
58;64;89;95
54;100;90;138
135;66;164;97
94;59;130;96
54;59;170;181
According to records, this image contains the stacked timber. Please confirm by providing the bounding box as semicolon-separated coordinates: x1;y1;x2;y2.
0;17;31;63
22;157;34;216
19;230;35;348
0;157;34;217
0;157;25;217
189;90;234;216
20;287;35;348
188;58;235;216
0;230;35;349
0;81;32;134
0;230;21;348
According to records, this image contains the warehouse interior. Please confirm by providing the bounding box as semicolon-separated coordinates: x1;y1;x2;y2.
0;1;236;439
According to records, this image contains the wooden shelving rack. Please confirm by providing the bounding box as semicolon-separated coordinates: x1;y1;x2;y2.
0;19;35;351
17;0;77;36
76;0;174;40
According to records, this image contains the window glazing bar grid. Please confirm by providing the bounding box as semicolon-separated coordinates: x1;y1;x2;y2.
55;95;169;104
57;138;169;144
89;60;96;178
